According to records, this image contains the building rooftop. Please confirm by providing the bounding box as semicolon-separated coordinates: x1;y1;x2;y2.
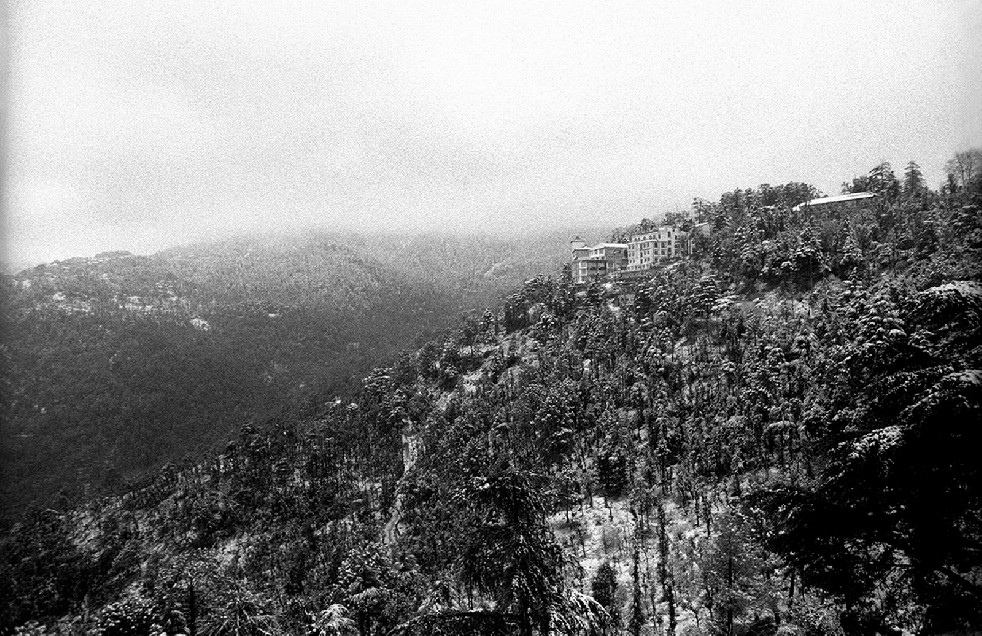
792;192;877;211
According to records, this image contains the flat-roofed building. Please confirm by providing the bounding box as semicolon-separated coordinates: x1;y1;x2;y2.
589;243;628;269
791;192;877;212
570;239;628;284
571;256;607;285
572;225;697;282
626;226;688;271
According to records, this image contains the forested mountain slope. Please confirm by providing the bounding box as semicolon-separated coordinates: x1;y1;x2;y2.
2;166;980;635
0;231;568;525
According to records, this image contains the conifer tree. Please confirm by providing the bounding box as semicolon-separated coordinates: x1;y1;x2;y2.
591;562;620;634
903;160;925;197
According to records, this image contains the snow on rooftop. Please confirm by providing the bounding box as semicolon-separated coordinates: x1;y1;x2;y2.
792;191;877;211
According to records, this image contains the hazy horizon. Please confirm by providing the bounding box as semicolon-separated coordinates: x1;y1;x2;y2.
5;1;982;267
1;221;624;274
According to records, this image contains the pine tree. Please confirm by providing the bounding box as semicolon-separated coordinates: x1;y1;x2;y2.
592;562;620;633
627;546;645;636
868;162;901;202
903;161;925;197
656;496;677;636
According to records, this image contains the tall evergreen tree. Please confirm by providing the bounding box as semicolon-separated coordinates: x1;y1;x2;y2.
903;160;925;197
591;562;620;634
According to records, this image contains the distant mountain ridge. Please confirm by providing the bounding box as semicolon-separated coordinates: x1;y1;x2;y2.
3;177;981;634
0;229;570;525
3;172;982;634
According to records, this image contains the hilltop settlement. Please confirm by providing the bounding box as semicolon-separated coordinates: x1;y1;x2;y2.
2;162;982;635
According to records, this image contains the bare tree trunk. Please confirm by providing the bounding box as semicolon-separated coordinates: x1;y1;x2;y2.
187;576;197;636
788;569;795;609
657;497;676;636
726;554;734;636
519;604;532;636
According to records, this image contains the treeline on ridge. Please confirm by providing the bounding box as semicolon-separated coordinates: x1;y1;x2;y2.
1;156;980;635
0;233;567;525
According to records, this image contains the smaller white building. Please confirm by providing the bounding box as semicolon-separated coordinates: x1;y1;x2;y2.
570;237;627;285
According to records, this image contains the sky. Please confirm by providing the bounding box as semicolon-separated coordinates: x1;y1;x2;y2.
4;1;982;267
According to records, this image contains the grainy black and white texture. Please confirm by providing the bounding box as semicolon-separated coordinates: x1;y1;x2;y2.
2;3;982;635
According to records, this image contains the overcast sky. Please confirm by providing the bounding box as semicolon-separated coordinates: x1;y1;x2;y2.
4;1;982;266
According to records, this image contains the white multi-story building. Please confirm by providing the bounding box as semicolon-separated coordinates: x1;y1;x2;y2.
625;226;688;271
589;243;629;268
570;237;628;285
571;225;691;283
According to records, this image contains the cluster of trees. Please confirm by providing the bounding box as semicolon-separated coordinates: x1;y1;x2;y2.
1;152;980;634
0;232;568;526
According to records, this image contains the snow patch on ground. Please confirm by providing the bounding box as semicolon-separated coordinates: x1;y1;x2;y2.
850;425;903;459
548;490;735;634
434;391;452;412
926;281;982;297
947;369;982;385
550;496;635;594
461;369;484;394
